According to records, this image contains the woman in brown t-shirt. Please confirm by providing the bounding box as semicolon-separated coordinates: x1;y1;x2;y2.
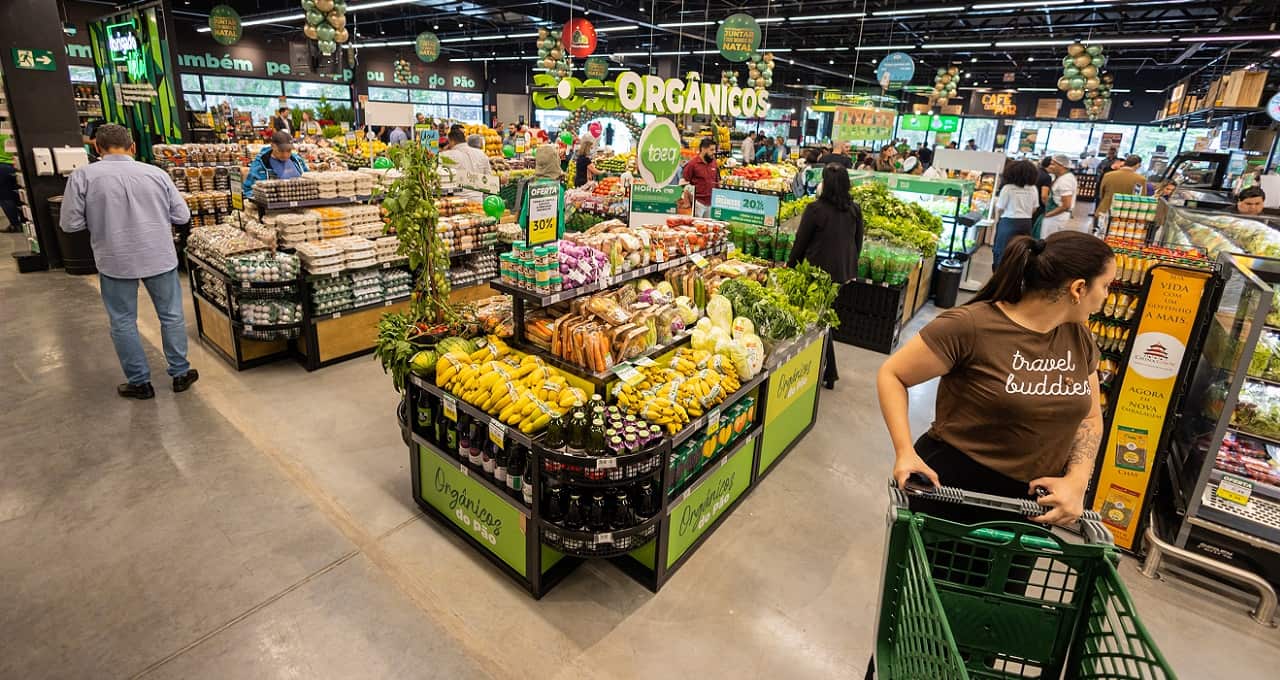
877;231;1116;525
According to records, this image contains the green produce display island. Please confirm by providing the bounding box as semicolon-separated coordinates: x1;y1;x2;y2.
403;327;827;597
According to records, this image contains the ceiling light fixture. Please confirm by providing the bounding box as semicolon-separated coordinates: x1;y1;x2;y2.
470;35;505;41
854;45;916;51
1144;89;1165;93
970;57;977;62
876;7;954;17
1019;87;1057;92
922;42;992;49
793;12;867;21
507;32;539;38
1027;56;1035;61
657;21;715;28
757;18;786;23
1088;37;1173;44
597;26;637;33
993;40;1066;47
973;0;1078;9
196;13;303;31
1189;33;1280;42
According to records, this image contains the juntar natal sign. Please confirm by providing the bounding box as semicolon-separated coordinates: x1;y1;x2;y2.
534;70;770;118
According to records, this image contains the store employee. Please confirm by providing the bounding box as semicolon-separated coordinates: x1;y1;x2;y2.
243;131;309;197
1236;186;1266;216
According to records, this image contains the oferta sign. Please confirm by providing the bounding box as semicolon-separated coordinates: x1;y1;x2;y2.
208;5;242;46
534;71;770;118
636;117;682;187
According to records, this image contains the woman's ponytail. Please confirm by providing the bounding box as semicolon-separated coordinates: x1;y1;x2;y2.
970;231;1113;305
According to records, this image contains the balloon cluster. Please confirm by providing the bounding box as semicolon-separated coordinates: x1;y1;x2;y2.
300;0;348;56
1057;43;1112;120
747;52;774;90
720;71;740;88
537;27;572;81
931;66;960;104
393;59;412;84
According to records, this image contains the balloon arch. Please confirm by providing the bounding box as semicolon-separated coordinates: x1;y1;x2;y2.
559;109;644;142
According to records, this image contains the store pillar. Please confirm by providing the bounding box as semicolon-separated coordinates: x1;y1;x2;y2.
0;0;84;269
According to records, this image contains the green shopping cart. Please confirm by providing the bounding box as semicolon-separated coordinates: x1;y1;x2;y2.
873;481;1176;680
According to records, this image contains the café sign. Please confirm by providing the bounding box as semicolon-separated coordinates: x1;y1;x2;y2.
970;91;1018;116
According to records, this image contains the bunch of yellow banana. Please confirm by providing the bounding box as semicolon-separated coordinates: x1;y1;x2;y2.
639;397;689;434
431;338;587;434
613;355;742;433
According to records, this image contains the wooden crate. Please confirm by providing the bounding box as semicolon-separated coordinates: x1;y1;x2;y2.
1221;69;1268;108
1206;76;1228;108
899;258;926;328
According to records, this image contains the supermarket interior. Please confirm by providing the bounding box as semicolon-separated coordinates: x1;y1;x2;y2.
3;0;1280;678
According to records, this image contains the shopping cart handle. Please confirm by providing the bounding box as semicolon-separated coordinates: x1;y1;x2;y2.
889;478;1105;525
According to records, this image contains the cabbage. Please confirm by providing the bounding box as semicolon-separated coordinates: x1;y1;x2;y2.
715;337;753;380
674;296;699;325
707;294;733;332
732;316;755;340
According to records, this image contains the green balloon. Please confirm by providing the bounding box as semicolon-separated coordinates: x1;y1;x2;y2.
333;1;347;12
317;39;336;54
301;0;316;10
559;131;573;144
305;9;324;25
316;24;335;41
483;195;506;219
502;144;515;158
373;156;394;169
1063;56;1074;68
1094;55;1107;69
1063;66;1080;77
936;67;947;76
1069;76;1085;90
1086;45;1102;57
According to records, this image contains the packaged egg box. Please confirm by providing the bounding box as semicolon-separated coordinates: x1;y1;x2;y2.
238;300;303;326
311;278;354;314
252;178;320;203
295;241;346;272
351;222;386;239
436;197;483;217
186;224;270;262
380;269;412;287
224;251;301;282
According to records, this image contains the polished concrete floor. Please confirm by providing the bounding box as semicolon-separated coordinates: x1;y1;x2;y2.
3;230;1278;679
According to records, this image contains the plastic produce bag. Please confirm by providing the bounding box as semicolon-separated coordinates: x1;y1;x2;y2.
706;294;733;332
732;316;755;340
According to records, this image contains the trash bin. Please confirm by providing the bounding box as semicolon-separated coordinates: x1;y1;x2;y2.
933;258;964;309
49;196;97;275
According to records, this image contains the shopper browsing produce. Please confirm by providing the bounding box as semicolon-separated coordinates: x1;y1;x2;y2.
788;164;864;390
683;138;719;218
1236;186;1267;216
243;131;309;197
990;160;1042;269
573;137;599;188
877;231;1115;526
58;124;199;399
1097;155;1146;218
754;136;778;164
1041;155;1078;236
740;133;755;164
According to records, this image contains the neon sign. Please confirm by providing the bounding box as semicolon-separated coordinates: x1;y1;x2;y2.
106;20;147;81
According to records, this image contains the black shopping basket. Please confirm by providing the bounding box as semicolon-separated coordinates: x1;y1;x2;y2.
873;481;1176;680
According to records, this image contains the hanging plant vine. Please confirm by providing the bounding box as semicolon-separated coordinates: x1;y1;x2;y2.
378;143;459;325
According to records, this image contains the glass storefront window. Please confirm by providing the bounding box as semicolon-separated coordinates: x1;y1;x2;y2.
959;118;997;151
449;106;483;124
413;103;449;119
1131;127;1185;175
1004;120;1050;156
449;92;483;106
1046;121;1093;159
200;75;282;96
180;73;202;92
183;94;206;113
201;94;277;123
283;81;350;100
535;109;571;132
1088;123;1137;155
1180;128;1215;154
410;90;448;104
368;87;409;102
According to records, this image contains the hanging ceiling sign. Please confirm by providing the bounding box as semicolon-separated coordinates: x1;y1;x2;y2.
208;5;241;46
562;18;597;58
717;14;761;63
535;71;770;118
874;52;915;87
415;31;440;63
899;114;960;133
969;90;1018;117
583;56;608;80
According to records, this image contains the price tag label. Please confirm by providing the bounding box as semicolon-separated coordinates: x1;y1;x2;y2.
287;201;299;208
243;324;253;332
707;407;721;429
459;464;469;477
726;242;736;254
241;280;251;289
613;363;644;385
332;311;341;319
595;457;617;470
1216;474;1253;505
443;396;458;421
690;253;709;268
489;420;506;448
383;262;392;269
633;356;656;367
596;532;614;544
384;300;393;306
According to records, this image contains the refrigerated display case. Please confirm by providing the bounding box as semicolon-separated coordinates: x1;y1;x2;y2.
1158;201;1280;259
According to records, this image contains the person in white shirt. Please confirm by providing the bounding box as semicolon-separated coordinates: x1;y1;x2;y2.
740;134;755;164
990;160;1043;268
440;127;494;203
1042;154;1079;236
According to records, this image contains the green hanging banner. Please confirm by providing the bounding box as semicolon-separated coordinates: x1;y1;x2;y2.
415;32;440;63
716;14;760;63
207;5;242;46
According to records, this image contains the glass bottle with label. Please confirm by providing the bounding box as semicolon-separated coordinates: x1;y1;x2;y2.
544;413;566;451
568;412;589;452
563;491;584;530
587;418;607;457
611;489;637;529
506;444;524;495
636;481;657;519
493;441;509;485
521;449;535;506
545;483;565;523
416;391;436;441
587;492;608;531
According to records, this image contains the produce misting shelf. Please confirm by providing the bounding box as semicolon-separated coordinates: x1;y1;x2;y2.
403;327;830;597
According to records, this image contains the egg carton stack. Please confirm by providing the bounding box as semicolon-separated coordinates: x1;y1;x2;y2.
253;178;320;204
312;206;353;239
326;235;377;270
357;168;393;192
347;204;384;239
186;224;269;265
224;251;301;284
242;217;277;250
311;276;353;315
267;211;321;248
295;241;346;276
197;269;229;310
438;214;498;254
374;236;401;263
449;252;499;289
238;300;303;325
381;269;412;301
311;172;340;199
350;270;384;307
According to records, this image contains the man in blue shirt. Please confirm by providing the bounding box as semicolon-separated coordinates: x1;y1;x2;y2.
388;125;409;145
243;131;308;197
59;124;198;399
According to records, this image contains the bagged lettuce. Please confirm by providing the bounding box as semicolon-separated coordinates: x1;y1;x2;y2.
732;316;755;340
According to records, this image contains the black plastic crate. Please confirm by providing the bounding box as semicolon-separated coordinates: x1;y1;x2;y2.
832;307;901;354
838;279;909;318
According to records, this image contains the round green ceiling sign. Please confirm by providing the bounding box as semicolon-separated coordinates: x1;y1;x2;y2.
208;5;242;46
415;32;440;63
717;14;760;63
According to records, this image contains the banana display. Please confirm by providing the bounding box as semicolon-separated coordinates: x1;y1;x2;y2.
613;348;743;434
434;336;589;434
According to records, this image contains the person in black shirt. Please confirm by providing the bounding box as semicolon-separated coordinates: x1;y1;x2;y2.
818;141;853;169
788;163;864;390
918;142;933;168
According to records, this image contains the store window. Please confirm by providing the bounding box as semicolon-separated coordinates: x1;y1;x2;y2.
959;118;997;151
449;92;483;107
368;86;409;102
183;94;206;113
1088;123;1137;156
180;73;202;92
411;90;448;105
200;94;278;123
283;81;349;100
1180;128;1215;154
1046;121;1093;159
200;75;283;96
1004;120;1050;156
1131;128;1185;175
413;104;449;119
449;106;483;124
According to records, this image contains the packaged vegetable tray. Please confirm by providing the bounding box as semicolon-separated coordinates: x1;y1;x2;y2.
875;481;1175;680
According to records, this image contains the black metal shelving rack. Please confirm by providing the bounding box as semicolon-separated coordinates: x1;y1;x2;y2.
402;242;828;597
186;252;304;370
